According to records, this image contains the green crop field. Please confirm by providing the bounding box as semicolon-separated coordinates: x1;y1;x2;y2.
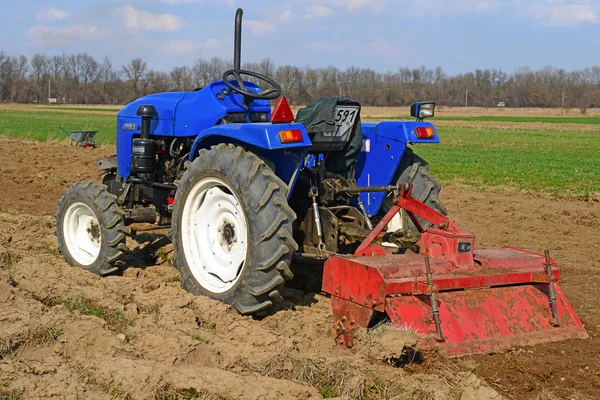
0;107;598;198
376;115;600;124
416;126;599;198
0;109;116;144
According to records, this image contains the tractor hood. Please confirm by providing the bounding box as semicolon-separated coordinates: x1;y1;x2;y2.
118;92;184;121
117;81;272;137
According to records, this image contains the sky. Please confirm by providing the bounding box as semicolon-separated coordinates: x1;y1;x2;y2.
1;0;600;75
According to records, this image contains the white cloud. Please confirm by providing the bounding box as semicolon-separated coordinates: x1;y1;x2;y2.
245;20;277;35
201;38;228;49
529;3;597;27
306;4;334;18
367;37;403;55
308;41;351;51
344;0;384;12
165;38;230;56
166;40;197;55
116;5;184;32
408;0;498;17
280;10;293;22
309;0;386;13
28;24;100;47
36;8;68;21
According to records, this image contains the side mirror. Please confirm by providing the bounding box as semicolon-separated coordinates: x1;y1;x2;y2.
410;102;436;120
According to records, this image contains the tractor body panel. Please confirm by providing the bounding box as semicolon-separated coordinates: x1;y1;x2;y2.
355;121;439;216
115;81;272;178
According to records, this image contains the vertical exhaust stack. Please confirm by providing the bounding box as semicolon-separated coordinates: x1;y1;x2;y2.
233;8;243;70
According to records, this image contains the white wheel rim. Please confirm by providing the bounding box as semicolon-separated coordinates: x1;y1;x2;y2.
180;177;248;293
63;202;102;266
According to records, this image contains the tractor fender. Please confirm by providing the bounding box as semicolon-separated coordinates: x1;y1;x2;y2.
361;121;440;144
355;121;440;216
189;123;311;197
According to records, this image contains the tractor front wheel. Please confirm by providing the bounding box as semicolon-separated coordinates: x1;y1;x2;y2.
172;144;297;315
56;181;128;275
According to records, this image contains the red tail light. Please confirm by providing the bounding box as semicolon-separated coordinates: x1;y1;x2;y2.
278;129;303;143
415;127;435;139
271;97;295;123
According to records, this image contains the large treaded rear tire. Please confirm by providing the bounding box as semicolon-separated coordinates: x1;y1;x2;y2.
56;181;128;276
381;148;447;230
172;144;297;315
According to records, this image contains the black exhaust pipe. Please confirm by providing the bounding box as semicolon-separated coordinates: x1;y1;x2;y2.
234;8;243;70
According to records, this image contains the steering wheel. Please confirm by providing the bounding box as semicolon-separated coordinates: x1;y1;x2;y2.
222;69;282;101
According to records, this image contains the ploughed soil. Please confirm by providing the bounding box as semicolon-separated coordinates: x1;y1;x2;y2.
0;139;599;399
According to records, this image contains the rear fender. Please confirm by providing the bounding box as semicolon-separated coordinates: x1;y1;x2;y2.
189;123;311;197
355;121;439;216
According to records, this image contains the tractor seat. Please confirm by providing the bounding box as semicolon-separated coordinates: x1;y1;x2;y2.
295;96;363;176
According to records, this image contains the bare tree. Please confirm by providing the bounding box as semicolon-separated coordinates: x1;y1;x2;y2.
170;66;192;91
79;53;99;104
123;58;148;100
99;56;118;104
30;53;49;103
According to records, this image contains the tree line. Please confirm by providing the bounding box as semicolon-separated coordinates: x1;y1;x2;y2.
1;51;599;109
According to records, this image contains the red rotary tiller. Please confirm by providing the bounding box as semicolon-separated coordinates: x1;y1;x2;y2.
322;184;588;356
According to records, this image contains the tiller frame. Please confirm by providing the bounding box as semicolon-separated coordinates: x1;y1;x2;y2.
322;184;588;356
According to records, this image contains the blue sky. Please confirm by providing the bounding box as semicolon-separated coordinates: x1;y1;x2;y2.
2;0;600;74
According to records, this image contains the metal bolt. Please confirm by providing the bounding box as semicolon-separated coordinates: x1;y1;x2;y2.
349;295;354;301
335;289;339;295
341;316;347;322
350;320;355;325
371;301;377;308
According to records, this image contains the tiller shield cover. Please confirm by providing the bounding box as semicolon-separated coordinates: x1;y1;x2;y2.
322;185;588;356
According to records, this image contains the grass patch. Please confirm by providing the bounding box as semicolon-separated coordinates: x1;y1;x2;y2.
73;362;132;399
138;303;162;315
154;247;172;266
29;327;63;345
0;385;23;400
63;296;133;335
0;326;63;361
415;126;600;198
36;105;122;113
1;253;14;269
262;356;393;399
154;384;233;400
40;245;61;257
185;331;208;343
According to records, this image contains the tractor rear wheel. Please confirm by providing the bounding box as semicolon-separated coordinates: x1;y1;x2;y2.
56;181;128;275
172;144;297;315
381;148;447;232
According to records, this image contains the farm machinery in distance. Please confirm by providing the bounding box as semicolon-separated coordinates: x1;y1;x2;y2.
55;9;587;356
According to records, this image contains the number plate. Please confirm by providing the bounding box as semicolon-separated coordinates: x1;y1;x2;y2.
322;106;360;138
458;241;472;253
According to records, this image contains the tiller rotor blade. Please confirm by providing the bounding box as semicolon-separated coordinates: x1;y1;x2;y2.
322;184;588;357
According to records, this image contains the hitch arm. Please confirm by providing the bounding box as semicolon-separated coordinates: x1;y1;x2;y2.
354;183;462;256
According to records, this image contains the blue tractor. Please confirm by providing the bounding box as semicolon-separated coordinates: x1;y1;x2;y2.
55;9;444;315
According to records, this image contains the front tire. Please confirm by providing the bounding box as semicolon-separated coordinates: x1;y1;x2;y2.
172;144;297;315
56;181;128;275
